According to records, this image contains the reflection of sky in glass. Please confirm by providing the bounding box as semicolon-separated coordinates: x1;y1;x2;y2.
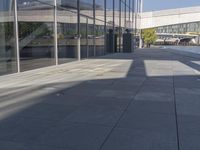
60;0;77;8
95;0;104;10
80;0;93;10
18;0;53;4
106;0;113;10
0;0;12;11
114;0;120;11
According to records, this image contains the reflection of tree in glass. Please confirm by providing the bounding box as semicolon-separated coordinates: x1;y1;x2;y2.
95;25;104;36
18;22;52;38
64;30;77;36
0;22;14;41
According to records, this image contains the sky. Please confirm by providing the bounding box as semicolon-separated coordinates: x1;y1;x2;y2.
144;0;200;12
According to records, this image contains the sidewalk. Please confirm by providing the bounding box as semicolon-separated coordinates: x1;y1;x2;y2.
0;48;200;150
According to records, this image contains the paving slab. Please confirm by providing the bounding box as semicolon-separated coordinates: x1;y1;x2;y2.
38;123;111;150
0;48;200;149
101;128;178;150
117;109;176;132
0;140;70;150
62;104;124;126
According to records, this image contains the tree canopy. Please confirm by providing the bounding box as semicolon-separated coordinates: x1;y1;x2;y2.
142;28;157;47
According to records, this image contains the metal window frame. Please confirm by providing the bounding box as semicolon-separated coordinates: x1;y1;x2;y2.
77;0;81;60
113;0;115;53
86;17;89;58
14;0;20;73
54;0;58;65
93;0;96;57
124;0;127;28
119;0;122;52
104;0;106;55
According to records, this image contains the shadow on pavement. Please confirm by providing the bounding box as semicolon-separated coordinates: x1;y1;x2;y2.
0;48;200;150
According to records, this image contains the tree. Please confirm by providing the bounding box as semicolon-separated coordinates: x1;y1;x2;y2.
142;28;157;47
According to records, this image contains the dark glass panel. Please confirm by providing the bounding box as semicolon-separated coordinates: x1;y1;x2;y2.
106;0;114;54
106;22;114;53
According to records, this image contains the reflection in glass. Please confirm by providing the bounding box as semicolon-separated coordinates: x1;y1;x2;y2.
114;0;120;52
121;1;126;29
79;0;95;58
106;0;114;25
80;0;93;16
80;16;88;59
17;0;55;71
106;23;114;54
0;0;135;76
95;0;105;21
126;5;131;29
95;0;105;56
130;0;134;29
0;0;17;75
88;18;95;57
106;0;114;54
95;20;105;56
57;7;78;64
57;0;77;11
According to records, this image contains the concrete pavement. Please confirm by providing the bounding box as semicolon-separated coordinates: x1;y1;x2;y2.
0;48;200;150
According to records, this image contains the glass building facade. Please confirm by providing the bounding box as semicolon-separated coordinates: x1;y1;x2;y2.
0;0;136;76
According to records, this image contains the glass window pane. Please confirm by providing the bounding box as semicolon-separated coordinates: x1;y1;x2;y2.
88;18;95;57
80;0;93;17
106;22;114;53
95;0;105;22
106;0;116;54
106;0;113;25
0;0;17;75
57;7;78;64
114;0;120;51
95;19;105;56
17;0;55;71
57;0;77;11
80;16;87;59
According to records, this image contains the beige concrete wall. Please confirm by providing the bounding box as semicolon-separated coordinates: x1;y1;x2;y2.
140;6;200;29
